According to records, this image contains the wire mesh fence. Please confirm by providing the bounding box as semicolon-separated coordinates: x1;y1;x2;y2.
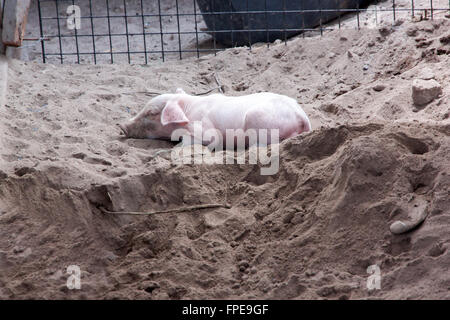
35;0;450;64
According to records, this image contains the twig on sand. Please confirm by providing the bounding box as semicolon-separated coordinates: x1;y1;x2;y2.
122;86;223;97
194;86;223;96
121;91;163;96
99;203;231;216
213;73;224;94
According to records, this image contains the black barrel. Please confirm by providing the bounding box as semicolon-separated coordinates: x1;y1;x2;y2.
196;0;372;46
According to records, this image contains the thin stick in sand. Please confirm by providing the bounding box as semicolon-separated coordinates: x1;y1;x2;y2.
99;203;231;216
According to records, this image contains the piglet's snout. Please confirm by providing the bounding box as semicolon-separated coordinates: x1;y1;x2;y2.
117;123;129;136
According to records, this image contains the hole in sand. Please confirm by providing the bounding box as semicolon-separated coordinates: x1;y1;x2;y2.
392;133;429;155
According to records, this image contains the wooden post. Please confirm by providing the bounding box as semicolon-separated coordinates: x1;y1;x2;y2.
0;0;7;108
0;0;5;54
0;55;6;108
0;0;4;26
2;0;32;47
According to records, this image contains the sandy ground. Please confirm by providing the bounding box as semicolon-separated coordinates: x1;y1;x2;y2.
0;5;449;299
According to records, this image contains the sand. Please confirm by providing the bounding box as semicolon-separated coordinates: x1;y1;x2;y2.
0;9;449;299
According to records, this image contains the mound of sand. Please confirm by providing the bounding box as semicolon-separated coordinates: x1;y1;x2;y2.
0;16;449;299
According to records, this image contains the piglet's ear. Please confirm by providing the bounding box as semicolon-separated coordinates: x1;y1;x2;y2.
161;100;189;126
176;88;186;94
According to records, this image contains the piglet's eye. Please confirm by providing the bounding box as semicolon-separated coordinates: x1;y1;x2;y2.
143;119;157;129
149;105;163;115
